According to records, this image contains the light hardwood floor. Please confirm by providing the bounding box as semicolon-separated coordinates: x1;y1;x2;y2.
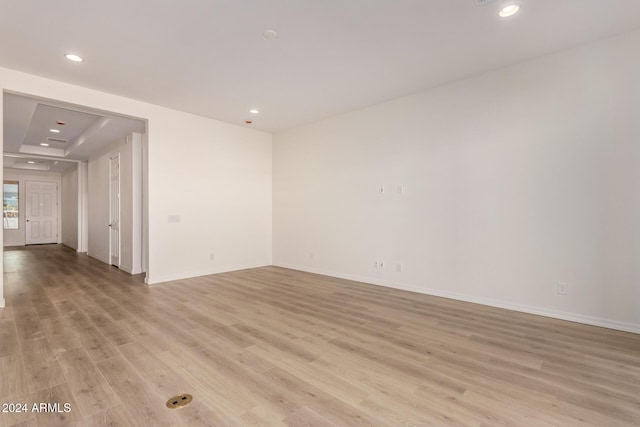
1;245;639;426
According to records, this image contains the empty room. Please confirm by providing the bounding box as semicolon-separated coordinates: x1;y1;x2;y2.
1;1;639;426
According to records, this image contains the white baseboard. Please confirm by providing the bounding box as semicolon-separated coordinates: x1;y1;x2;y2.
113;263;143;275
146;262;270;286
273;262;640;335
61;243;78;251
87;252;110;265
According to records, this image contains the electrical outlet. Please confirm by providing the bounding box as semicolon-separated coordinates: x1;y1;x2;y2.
397;185;404;195
374;260;385;269
396;263;402;273
379;186;385;194
309;251;314;260
210;253;215;261
557;281;568;295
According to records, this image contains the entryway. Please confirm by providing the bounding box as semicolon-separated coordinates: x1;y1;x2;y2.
3;92;147;272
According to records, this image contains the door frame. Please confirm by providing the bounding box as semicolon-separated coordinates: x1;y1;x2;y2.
109;154;121;268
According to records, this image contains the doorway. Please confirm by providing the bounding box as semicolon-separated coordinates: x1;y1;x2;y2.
25;180;58;245
2;91;147;275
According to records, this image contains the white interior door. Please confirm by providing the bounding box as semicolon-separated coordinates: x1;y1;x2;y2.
25;181;58;245
109;155;121;267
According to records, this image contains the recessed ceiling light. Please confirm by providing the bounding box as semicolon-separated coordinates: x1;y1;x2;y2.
27;161;35;164
249;109;260;114
49;129;60;133
65;53;84;62
499;4;520;17
263;29;278;39
40;143;50;147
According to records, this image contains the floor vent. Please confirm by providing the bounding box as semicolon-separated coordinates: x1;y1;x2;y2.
166;394;193;409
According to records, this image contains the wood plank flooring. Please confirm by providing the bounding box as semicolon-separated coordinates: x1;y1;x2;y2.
1;244;639;426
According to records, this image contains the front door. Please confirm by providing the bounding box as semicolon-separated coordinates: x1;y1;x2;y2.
25;180;58;245
109;155;121;267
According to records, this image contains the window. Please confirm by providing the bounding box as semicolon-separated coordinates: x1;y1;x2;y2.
3;181;19;230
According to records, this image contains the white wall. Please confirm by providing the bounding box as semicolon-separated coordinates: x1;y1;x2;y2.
273;30;640;333
61;165;78;250
148;118;272;283
0;65;272;298
131;132;143;274
2;169;62;247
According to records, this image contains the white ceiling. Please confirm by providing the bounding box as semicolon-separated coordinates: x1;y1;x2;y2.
1;1;640;132
3;93;145;172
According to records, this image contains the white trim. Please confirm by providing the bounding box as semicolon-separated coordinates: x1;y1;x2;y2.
119;264;143;275
130;133;143;275
146;263;270;286
108;154;121;268
77;161;89;253
0;298;5;308
61;243;78;252
88;252;111;265
273;262;640;335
